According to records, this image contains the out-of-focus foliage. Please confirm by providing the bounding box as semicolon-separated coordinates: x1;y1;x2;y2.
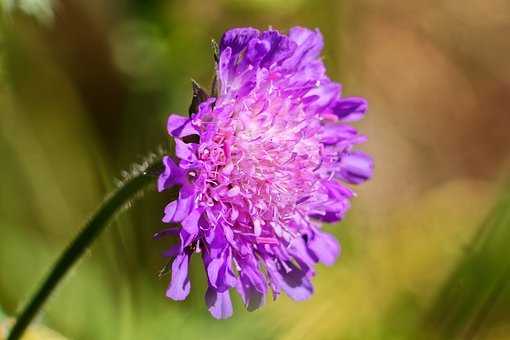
1;0;54;25
427;185;510;339
0;0;509;339
1;318;67;340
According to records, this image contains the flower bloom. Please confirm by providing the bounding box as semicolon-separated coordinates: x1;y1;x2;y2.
157;26;373;319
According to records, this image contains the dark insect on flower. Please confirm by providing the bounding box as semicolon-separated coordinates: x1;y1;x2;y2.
157;26;373;319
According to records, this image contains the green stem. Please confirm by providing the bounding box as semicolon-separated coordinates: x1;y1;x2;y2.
7;160;163;340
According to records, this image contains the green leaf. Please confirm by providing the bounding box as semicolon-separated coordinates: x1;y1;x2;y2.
425;183;510;338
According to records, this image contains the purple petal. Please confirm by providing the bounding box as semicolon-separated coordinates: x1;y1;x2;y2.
339;151;374;185
166;253;191;301
280;274;313;301
331;97;368;121
237;79;257;98
207;257;225;289
163;189;196;223
323;180;354;199
285;27;324;69
219;46;232;90
180;208;201;249
289;237;317;269
162;201;177;223
309;181;353;222
235;261;267;311
174;187;196;220
220;28;260;55
312;210;345;223
204;224;228;255
167;114;198;138
319;124;358;145
204;246;237;291
307;231;340;266
205;287;233;319
174;138;197;161
268;261;314;301
237;281;266;312
246;38;271;65
158;156;184;192
304;82;341;114
259;30;296;67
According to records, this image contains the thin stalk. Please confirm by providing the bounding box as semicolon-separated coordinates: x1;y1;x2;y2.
7;160;163;340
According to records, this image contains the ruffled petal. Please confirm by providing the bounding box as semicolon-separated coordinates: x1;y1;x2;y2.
245;38;271;66
158;156;184;192
304;81;341;114
267;261;313;301
205;287;233;319
331;97;368;122
163;188;196;223
237;281;266;312
285;27;324;70
174;138;197;162
220;28;260;56
219;46;232;90
339;151;374;185
179;208;202;249
307;231;340;266
167;114;198;138
259;30;296;67
166;253;191;301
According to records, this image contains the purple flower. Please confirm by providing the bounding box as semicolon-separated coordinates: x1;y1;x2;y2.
157;26;373;319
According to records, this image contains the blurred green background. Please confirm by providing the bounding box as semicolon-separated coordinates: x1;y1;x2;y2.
1;0;510;339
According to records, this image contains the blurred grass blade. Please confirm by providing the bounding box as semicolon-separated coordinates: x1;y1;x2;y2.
7;159;163;340
425;183;510;339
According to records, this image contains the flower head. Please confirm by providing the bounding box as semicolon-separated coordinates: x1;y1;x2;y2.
157;26;373;319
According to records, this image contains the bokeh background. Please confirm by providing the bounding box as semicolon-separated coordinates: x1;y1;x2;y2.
1;0;510;339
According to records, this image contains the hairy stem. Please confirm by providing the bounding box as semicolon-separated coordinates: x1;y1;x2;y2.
7;160;163;340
